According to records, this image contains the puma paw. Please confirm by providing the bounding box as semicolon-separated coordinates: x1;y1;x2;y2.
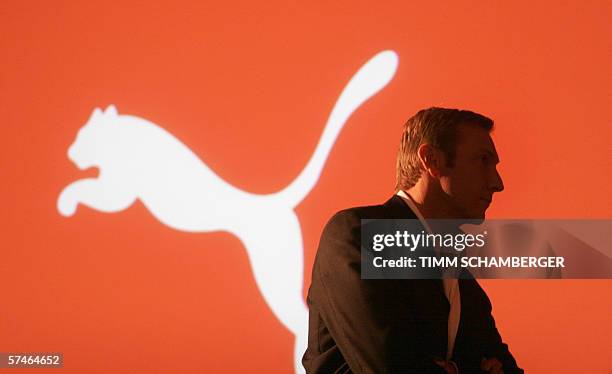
57;188;78;216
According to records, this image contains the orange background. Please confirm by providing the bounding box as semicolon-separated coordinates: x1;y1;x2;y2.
1;1;611;373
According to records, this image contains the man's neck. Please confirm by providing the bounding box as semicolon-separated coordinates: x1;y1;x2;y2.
405;185;456;220
403;184;462;232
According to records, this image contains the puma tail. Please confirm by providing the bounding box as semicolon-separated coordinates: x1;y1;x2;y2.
273;50;398;208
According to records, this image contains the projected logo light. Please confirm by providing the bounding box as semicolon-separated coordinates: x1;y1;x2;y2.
57;50;398;372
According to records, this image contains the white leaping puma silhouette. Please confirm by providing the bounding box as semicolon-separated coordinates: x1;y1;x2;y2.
57;50;398;373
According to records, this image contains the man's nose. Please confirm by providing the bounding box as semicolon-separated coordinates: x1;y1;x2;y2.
491;168;504;192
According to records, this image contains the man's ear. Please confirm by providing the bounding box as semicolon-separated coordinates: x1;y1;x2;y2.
417;143;445;178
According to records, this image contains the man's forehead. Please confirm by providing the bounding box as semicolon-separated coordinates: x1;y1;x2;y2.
456;123;500;157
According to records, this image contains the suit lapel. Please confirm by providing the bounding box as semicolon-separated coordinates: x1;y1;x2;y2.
383;194;449;308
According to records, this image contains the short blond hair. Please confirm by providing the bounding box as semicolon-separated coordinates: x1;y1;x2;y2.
395;107;494;191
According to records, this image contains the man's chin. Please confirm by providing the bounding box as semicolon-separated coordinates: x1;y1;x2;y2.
452;206;486;223
472;216;486;224
475;210;487;222
463;210;486;224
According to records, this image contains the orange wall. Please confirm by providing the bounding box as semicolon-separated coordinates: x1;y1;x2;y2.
1;1;611;373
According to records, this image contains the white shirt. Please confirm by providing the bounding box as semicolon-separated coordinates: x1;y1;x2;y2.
396;190;461;362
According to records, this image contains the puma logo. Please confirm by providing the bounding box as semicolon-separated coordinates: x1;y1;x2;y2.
57;50;398;373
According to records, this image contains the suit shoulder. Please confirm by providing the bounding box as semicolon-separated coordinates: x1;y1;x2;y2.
323;203;390;234
313;205;383;278
323;195;413;230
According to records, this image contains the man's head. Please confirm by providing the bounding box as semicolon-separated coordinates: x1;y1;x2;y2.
396;107;504;220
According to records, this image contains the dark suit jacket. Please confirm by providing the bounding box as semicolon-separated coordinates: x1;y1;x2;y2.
302;195;523;374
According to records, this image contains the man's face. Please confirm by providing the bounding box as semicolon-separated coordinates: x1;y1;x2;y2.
438;123;504;220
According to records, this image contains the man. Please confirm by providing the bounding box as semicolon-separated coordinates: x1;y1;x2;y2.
302;108;523;373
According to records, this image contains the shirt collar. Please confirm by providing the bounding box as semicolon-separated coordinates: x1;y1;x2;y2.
396;190;433;234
